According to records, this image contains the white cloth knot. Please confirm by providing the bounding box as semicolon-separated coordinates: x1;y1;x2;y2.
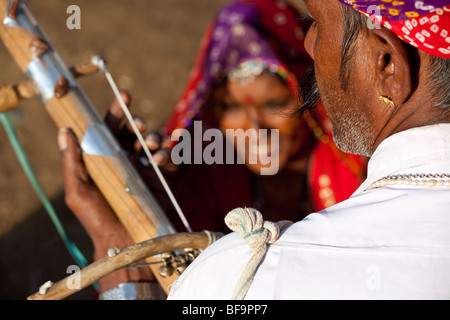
224;207;293;300
225;207;291;250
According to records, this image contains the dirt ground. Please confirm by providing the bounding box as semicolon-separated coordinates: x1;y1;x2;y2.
0;0;306;300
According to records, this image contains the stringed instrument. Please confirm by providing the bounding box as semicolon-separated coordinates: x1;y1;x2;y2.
0;0;218;299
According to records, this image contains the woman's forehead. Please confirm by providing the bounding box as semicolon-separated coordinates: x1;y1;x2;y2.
227;72;291;102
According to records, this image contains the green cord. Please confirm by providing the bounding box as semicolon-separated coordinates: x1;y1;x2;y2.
0;112;91;273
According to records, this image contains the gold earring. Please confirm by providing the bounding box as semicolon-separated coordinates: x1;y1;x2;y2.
379;95;395;107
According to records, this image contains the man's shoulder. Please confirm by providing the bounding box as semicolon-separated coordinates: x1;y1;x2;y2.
168;187;450;299
279;186;450;248
168;232;253;299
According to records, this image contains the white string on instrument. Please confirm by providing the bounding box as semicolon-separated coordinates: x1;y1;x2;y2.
91;55;192;233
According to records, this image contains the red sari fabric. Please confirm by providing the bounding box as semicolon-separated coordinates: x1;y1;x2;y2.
306;106;367;211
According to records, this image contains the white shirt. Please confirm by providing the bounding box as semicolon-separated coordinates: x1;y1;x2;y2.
168;124;450;300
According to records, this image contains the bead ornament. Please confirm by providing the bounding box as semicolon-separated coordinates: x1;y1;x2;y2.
366;173;450;191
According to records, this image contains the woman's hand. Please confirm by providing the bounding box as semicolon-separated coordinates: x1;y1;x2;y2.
104;91;176;172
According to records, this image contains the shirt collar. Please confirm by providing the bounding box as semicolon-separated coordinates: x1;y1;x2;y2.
354;123;450;195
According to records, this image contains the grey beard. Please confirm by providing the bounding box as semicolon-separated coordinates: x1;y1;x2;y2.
331;106;374;157
297;66;374;157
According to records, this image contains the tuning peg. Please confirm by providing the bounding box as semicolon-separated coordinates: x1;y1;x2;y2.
29;37;48;59
0;60;101;113
175;263;188;275
158;252;175;278
158;264;174;278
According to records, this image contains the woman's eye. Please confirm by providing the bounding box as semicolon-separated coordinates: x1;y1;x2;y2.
265;99;292;110
266;102;285;109
222;102;240;111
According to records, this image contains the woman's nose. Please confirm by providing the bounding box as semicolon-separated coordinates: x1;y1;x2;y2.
244;107;262;130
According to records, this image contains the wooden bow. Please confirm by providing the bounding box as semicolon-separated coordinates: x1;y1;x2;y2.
0;0;201;297
27;231;222;300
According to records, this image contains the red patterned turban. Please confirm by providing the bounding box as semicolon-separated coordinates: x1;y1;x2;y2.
338;0;450;58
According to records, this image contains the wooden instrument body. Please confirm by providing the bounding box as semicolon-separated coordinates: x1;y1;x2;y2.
0;0;180;293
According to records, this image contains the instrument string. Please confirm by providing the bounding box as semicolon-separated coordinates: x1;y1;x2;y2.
92;56;192;233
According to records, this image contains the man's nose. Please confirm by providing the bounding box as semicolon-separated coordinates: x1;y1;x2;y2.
304;24;316;60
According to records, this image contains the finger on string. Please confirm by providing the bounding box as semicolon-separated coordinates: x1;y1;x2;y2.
158;138;179;172
104;91;132;135
134;132;162;157
58;128;90;191
122;115;147;142
152;148;171;167
164;161;179;173
144;132;162;151
134;132;162;164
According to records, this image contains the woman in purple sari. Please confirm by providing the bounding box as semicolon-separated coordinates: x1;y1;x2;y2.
155;0;366;231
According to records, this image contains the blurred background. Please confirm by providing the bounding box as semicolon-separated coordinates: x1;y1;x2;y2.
0;0;306;299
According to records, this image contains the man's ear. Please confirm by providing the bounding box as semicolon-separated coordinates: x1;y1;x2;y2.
368;26;412;106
